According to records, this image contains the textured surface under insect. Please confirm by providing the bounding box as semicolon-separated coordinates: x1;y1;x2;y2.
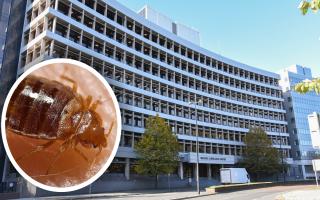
7;132;100;186
5;63;117;187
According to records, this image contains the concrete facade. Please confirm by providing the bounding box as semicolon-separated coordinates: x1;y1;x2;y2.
138;5;200;45
1;0;293;193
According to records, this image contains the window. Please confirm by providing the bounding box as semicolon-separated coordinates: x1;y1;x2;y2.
95;20;104;34
107;7;116;20
82;34;92;48
85;0;94;9
57;1;69;15
83;14;94;28
96;2;105;15
55;22;68;37
69;28;81;43
71;7;82;22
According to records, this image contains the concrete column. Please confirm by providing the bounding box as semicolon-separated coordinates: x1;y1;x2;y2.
207;164;212;180
1;156;9;182
178;162;184;180
49;40;55;57
193;163;198;180
125;158;130;180
54;0;59;10
301;165;307;180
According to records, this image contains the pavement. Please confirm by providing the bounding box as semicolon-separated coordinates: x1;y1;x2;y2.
25;184;319;200
26;188;204;200
277;187;320;200
197;185;319;200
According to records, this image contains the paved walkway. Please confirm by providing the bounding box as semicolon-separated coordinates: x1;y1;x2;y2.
26;184;319;200
33;188;206;200
277;187;320;200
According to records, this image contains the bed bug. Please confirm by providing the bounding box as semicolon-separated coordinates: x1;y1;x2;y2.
6;74;114;174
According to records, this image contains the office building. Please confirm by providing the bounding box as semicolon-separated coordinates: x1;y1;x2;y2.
279;65;320;179
3;0;291;192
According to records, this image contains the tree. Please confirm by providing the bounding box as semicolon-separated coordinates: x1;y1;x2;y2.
299;0;320;15
239;127;282;181
135;114;180;188
296;1;320;94
294;78;320;94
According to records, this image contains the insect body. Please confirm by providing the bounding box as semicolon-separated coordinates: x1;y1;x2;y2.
6;75;113;174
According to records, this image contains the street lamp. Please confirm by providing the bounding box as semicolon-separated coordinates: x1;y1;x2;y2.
189;99;201;195
279;132;285;183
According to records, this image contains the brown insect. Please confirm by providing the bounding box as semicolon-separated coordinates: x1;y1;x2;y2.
6;74;113;174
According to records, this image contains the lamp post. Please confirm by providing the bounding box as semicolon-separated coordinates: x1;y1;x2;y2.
189;99;201;195
279;132;285;183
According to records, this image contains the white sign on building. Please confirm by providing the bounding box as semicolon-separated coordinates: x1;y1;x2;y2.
179;152;235;164
308;112;320;149
312;159;320;186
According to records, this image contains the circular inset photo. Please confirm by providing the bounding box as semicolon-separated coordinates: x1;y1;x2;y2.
1;59;121;192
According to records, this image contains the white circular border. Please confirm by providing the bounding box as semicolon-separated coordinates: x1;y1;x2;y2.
1;58;122;192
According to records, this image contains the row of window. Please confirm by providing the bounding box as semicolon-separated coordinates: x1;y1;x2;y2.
20;40;286;132
75;0;280;86
45;39;284;111
22;40;286;123
26;0;280;87
51;5;282;97
23;41;285;121
22;16;284;104
114;88;286;130
105;63;285;116
116;88;284;122
20;39;289;143
121;131;290;157
22;39;284;121
119;98;287;134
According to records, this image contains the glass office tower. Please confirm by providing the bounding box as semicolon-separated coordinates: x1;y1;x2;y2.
280;65;320;179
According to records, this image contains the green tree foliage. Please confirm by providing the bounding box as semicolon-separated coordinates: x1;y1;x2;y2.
294;78;320;94
299;0;320;15
239;127;282;181
135;114;180;188
296;1;320;95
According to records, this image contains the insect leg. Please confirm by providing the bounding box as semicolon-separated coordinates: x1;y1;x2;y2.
90;100;102;111
17;140;55;161
105;120;115;137
45;139;73;175
74;147;89;162
85;95;93;108
60;75;78;93
89;146;102;172
70;137;88;162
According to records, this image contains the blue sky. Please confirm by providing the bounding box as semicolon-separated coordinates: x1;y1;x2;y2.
117;0;320;77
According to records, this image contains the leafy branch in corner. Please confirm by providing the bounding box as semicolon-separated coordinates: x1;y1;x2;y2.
299;0;320;15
